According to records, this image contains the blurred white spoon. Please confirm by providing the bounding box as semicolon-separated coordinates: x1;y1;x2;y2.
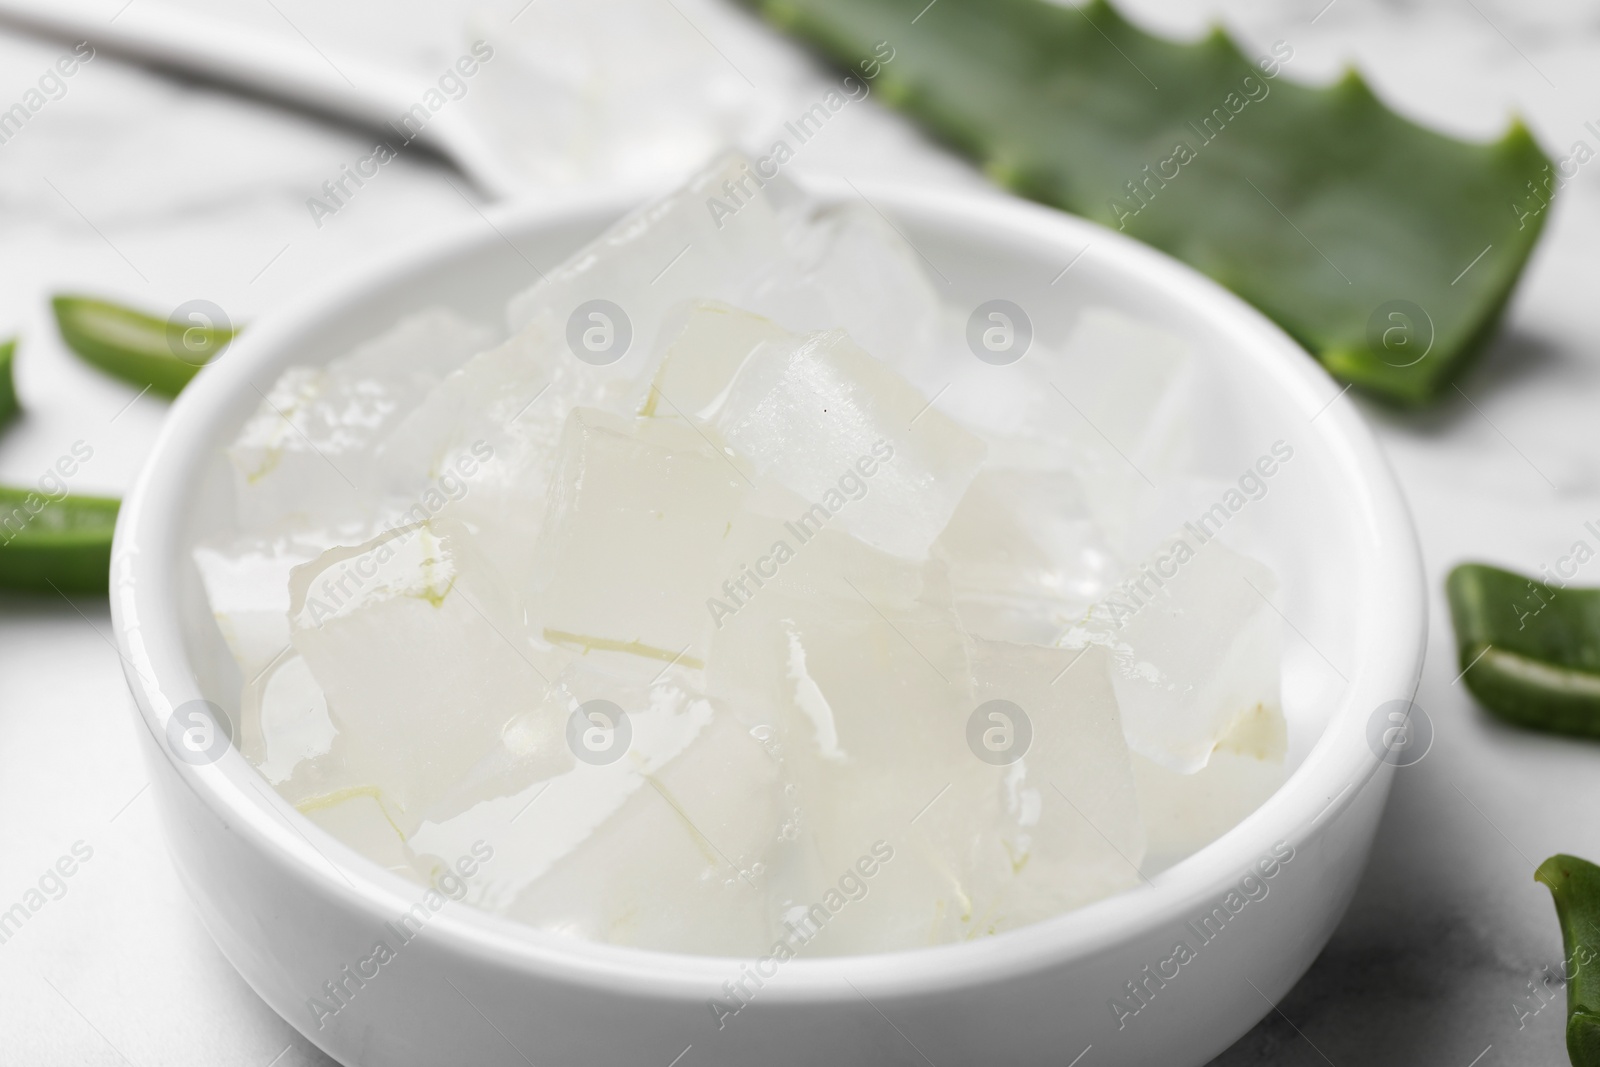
0;0;527;199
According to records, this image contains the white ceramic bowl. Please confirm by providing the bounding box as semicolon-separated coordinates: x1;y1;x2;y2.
110;180;1426;1067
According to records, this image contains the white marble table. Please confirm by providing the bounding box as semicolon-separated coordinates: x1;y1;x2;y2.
0;1;1593;1063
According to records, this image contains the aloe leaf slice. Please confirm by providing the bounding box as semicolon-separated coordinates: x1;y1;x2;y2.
1536;854;1600;1066
0;485;118;594
746;0;1552;406
52;295;237;397
1447;563;1600;737
0;337;16;427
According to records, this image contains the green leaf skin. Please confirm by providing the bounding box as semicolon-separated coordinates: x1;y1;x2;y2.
1447;563;1600;737
52;295;236;397
0;485;118;594
1536;855;1600;1067
0;337;16;427
746;0;1552;406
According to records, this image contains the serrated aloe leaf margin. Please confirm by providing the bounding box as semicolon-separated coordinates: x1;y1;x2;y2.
747;0;1554;406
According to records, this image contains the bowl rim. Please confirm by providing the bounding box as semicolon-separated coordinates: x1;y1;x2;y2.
109;175;1427;1004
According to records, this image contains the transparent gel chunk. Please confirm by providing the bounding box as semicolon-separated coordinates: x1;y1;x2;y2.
229;308;490;529
1072;537;1283;774
642;300;791;422
936;306;1193;554
288;522;570;834
711;328;985;560
527;407;748;665
300;788;420;879
505;709;780;953
1050;309;1195;548
407;667;723;914
370;319;568;589
1133;701;1287;871
507;154;945;373
243;651;336;785
934;466;1124;644
957;640;1145;927
506;154;798;341
769;199;947;377
708;575;979;954
193;532;331;682
707;483;943;644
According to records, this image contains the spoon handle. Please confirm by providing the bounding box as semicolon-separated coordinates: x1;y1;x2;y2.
0;0;523;198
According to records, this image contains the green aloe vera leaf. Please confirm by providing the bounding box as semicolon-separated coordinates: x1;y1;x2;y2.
1536;854;1600;1066
0;485;118;594
52;295;237;397
1447;563;1600;737
746;0;1552;406
0;337;16;427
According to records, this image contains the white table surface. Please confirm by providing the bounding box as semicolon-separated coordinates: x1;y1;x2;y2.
0;0;1595;1063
